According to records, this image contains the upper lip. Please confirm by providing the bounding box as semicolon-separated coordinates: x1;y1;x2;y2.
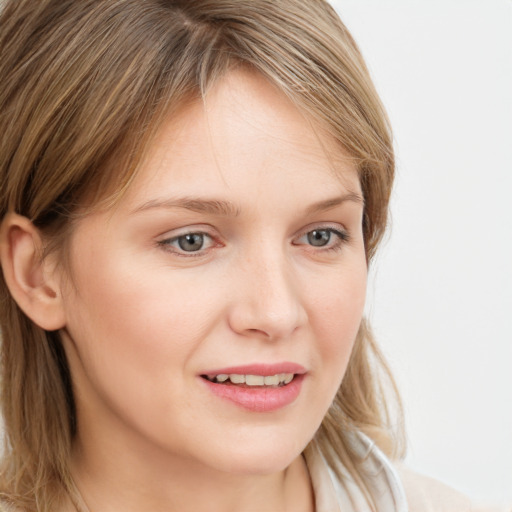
200;362;306;377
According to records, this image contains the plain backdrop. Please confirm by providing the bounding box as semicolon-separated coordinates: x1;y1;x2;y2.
329;0;512;504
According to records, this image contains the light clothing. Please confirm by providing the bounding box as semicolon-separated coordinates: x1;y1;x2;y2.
305;433;511;512
305;435;407;511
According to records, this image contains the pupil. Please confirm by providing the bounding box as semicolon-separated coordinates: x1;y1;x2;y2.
178;234;204;252
307;230;330;247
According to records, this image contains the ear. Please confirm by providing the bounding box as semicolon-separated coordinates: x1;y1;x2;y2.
0;213;66;331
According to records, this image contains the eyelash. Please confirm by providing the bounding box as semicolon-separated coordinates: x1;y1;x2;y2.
294;227;350;253
157;231;217;257
157;226;350;258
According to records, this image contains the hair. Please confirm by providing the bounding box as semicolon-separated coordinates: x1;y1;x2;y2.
0;0;404;510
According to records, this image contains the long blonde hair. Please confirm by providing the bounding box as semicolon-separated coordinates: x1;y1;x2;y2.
0;1;403;510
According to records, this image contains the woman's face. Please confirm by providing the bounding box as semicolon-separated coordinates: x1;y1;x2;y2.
59;70;367;475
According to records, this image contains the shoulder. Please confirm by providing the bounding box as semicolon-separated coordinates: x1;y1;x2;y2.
397;464;511;512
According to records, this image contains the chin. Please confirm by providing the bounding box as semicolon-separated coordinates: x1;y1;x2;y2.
204;430;310;476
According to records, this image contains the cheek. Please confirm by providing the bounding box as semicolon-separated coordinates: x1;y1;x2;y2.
311;260;366;333
305;261;367;387
66;270;223;367
327;280;365;346
61;267;230;444
61;244;226;406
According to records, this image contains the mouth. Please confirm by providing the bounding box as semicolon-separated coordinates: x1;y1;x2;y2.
199;364;306;412
201;373;295;387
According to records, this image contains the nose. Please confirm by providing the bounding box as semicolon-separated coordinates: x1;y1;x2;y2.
227;251;307;341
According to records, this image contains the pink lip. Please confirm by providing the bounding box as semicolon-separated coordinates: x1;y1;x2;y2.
201;362;306;377
199;362;306;413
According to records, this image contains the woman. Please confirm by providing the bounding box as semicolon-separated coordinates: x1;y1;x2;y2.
0;1;503;511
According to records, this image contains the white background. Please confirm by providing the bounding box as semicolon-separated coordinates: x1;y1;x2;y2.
330;0;512;504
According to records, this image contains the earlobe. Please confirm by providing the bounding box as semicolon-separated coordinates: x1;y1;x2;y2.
0;213;66;331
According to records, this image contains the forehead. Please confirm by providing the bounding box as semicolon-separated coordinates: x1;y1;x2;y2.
121;69;361;211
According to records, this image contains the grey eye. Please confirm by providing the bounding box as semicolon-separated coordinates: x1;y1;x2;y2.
159;231;216;256
177;233;205;252
306;229;331;247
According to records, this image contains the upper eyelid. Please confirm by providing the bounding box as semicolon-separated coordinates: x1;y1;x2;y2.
157;224;348;240
157;224;220;244
160;231;216;246
294;223;349;239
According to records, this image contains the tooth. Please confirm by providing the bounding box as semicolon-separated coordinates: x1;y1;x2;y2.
216;374;229;383
229;374;245;384
246;375;265;386
282;373;294;384
264;375;279;386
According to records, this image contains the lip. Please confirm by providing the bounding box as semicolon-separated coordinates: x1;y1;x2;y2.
201;362;306;378
199;362;306;413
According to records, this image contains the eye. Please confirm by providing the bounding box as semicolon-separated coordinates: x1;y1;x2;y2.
295;227;349;251
307;229;332;247
159;232;215;255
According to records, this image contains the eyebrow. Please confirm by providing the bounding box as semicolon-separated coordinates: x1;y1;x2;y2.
131;192;363;217
131;197;241;217
305;192;364;215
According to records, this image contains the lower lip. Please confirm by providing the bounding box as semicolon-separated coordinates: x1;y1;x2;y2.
201;375;305;412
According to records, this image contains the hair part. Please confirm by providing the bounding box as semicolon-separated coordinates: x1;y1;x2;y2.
0;1;402;510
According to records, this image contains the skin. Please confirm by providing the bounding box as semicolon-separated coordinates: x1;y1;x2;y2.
48;69;368;512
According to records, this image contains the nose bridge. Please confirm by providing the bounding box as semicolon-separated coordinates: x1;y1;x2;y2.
229;242;306;340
